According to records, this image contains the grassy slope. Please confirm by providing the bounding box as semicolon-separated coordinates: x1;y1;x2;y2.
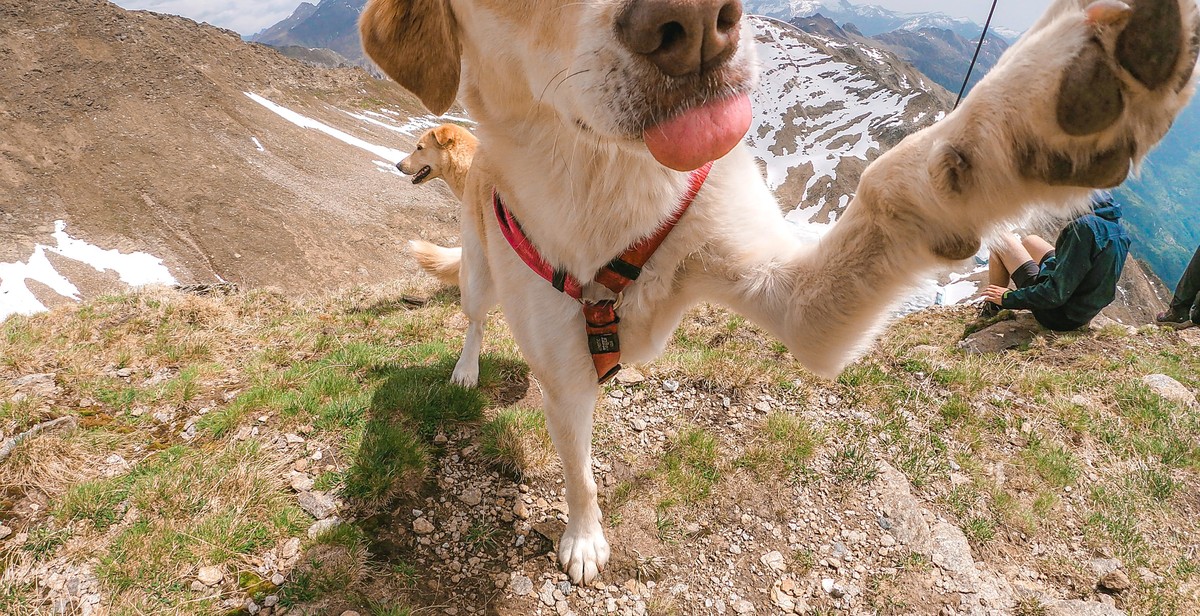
0;287;1198;614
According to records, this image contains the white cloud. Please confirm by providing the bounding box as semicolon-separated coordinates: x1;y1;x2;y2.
111;0;306;36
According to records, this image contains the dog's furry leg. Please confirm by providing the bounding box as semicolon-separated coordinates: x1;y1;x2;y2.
452;227;495;387
488;257;610;583
543;380;609;585
709;0;1197;379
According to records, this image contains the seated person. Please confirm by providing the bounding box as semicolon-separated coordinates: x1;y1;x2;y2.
1155;243;1200;328
981;191;1131;331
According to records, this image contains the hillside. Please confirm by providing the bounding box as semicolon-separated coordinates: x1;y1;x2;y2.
871;26;1009;95
747;16;952;217
1116;100;1200;291
1;286;1198;615
0;0;464;318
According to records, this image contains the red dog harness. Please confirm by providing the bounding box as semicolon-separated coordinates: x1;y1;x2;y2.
494;162;713;383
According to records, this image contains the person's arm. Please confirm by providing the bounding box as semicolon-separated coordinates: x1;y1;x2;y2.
1001;224;1095;311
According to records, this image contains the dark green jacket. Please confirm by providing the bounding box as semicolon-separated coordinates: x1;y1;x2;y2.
1001;196;1131;330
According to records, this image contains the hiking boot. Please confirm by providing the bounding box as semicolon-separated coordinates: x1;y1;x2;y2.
1156;309;1193;329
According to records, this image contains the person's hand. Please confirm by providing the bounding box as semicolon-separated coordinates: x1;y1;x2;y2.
982;285;1008;305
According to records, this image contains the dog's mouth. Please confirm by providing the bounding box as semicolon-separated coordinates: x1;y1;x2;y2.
410;165;432;184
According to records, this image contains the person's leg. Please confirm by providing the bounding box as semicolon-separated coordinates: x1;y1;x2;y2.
1021;234;1056;265
993;234;1037;281
1169;244;1200;317
988;248;1012;287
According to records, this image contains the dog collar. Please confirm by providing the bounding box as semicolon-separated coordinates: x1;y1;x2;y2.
494;162;713;383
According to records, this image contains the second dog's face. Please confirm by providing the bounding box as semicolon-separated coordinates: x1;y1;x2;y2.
397;130;445;185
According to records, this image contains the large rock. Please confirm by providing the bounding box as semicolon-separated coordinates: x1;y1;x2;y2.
959;314;1042;354
1142;374;1197;407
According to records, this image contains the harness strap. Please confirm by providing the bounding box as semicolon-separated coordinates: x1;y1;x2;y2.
494;161;713;383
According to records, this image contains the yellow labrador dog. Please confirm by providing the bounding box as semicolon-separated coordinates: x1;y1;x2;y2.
399;124;478;288
362;0;1198;584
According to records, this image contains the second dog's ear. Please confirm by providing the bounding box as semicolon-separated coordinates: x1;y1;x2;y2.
360;0;462;115
432;125;456;148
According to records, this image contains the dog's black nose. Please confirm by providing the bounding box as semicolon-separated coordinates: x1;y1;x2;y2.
616;0;743;77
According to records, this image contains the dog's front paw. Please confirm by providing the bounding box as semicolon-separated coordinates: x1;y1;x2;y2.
558;520;610;585
1019;0;1198;187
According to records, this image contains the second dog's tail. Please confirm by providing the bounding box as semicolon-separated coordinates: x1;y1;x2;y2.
409;240;461;286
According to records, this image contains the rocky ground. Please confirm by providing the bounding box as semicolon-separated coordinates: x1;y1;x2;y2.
1;287;1198;615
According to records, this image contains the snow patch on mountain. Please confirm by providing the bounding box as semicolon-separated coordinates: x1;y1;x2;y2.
1;221;177;322
747;17;922;201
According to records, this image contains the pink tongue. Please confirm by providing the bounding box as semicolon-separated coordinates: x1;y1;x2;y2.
644;94;752;172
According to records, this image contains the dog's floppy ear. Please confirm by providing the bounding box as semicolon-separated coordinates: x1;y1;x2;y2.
360;0;462;115
432;124;457;148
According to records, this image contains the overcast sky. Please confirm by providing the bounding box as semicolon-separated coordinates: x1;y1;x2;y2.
111;0;1042;37
111;1;303;36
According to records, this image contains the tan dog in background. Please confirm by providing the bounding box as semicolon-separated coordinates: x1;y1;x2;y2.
399;124;478;288
363;0;1199;585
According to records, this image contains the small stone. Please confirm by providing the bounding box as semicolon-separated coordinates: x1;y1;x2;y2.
1099;570;1131;592
631;418;647;431
732;599;755;614
459;488;483;507
513;501;530;519
190;580;206;592
307;517;341;539
340;611;361;616
116;368;133;378
434;433;449;445
822;578;835;594
263;595;279;607
271;573;285;586
292;458;310;472
616;369;646;384
760;550;787;572
880;535;895;547
290;473;314;493
663;379;680;392
197;566;224;586
281;537;301;560
413;517;435;535
298;491;337;520
771;586;795;612
539;580;556;606
311;449;324;461
0;526;11;540
246;600;260;614
754;401;772;413
510;574;534;596
285;433;304;444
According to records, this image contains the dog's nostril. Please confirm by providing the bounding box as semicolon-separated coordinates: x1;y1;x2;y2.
660;21;686;50
617;0;744;77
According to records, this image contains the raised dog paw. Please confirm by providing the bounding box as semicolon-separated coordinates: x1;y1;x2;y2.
964;0;1198;190
558;521;611;585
